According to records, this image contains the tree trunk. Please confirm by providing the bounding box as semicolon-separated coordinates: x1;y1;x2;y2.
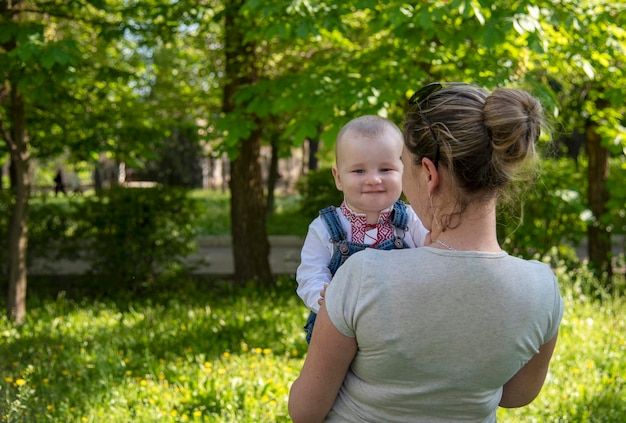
223;0;272;285
308;138;319;171
266;137;279;216
4;85;30;324
585;118;613;280
307;124;323;171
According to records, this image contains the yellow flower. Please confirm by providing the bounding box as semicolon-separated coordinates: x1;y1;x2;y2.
140;379;148;386
15;379;26;386
4;377;13;383
263;348;271;355
223;352;231;358
193;411;202;417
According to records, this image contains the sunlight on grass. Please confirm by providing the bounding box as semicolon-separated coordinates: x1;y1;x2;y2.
2;273;625;422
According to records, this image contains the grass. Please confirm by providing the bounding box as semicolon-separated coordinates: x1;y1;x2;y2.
1;271;625;422
2;190;625;421
190;190;312;238
1;278;308;422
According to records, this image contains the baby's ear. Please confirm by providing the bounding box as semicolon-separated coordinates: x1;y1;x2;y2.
331;166;343;191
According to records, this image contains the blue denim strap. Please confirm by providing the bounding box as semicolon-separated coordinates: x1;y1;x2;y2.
319;206;347;243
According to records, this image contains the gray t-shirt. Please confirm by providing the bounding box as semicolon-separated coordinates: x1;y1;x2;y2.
325;247;564;422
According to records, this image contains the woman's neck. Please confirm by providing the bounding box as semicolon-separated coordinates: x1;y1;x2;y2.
430;203;501;252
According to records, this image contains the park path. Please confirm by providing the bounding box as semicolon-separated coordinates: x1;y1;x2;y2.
30;236;304;277
29;235;624;277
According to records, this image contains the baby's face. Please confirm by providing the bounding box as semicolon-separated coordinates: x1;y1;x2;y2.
332;128;404;221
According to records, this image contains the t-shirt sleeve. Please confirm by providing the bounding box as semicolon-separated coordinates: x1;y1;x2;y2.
543;274;564;344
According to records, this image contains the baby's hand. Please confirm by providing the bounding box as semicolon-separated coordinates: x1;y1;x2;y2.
317;283;330;306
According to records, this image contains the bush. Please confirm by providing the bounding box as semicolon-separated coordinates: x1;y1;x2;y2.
72;186;201;292
497;157;588;267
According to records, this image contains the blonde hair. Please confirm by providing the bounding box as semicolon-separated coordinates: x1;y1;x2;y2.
403;85;543;205
336;115;403;158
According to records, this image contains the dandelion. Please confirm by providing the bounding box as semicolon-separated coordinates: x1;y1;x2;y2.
254;348;263;354
263;348;271;355
15;379;26;386
140;379;148;386
4;377;13;383
81;417;88;422
223;352;231;359
217;369;226;375
193;410;202;417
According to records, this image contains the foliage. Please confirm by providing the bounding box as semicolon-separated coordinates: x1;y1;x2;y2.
0;193;80;283
1;271;624;422
294;167;343;219
497;157;589;266
72;187;202;292
142;126;205;189
0;188;202;294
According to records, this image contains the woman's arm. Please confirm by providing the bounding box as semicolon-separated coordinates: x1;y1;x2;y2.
499;334;559;408
288;302;358;423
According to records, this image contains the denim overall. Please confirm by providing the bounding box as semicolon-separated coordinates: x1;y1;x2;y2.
304;200;410;343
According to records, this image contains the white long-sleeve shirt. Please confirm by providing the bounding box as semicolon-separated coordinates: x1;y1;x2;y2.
296;204;428;313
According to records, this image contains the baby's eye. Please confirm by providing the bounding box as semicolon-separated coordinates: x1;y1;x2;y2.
380;168;392;172
352;169;365;174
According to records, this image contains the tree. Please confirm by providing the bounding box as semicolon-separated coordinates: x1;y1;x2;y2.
1;0;78;322
525;1;626;282
0;0;214;321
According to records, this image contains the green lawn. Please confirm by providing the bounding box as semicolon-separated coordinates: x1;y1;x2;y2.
2;191;625;421
2;270;625;422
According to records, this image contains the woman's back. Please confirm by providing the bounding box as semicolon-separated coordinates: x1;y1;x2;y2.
324;247;562;422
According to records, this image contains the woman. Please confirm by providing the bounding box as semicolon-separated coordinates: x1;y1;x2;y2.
288;83;564;422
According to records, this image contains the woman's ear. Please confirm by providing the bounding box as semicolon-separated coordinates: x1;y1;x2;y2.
421;157;440;196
